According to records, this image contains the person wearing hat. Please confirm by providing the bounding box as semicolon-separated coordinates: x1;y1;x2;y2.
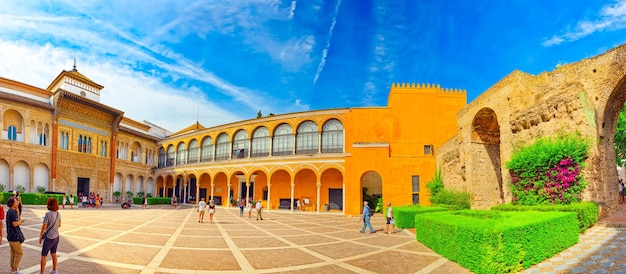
255;199;263;220
360;201;375;234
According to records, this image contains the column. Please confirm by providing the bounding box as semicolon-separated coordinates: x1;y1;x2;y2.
290;179;295;211
267;184;272;211
210;183;215;201
227;183;231;208
245;179;251;204
316;181;321;213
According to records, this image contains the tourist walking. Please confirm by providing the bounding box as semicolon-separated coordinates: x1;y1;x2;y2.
256;199;263;220
39;197;61;274
384;202;395;234
360;201;375;234
208;200;216;224
198;198;206;223
620;179;625;204
239;199;245;216
6;197;25;274
171;195;177;209
62;194;67;209
69;194;74;209
246;199;253;218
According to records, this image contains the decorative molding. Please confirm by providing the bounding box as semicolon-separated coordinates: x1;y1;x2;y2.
59;119;110;137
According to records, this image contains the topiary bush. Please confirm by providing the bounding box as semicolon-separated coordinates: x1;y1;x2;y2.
415;210;579;274
491;202;598;233
393;205;448;228
430;189;472;210
506;133;589;205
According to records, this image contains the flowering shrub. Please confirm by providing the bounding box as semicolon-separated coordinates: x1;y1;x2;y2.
507;134;589;205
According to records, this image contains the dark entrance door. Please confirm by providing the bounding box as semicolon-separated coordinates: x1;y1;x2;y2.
77;177;89;196
329;188;343;210
199;188;207;201
240;182;254;201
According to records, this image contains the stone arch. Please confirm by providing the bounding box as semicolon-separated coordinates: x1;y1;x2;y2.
361;171;382;211
294;168;317;210
469;107;504;207
598;74;626;209
33;163;49;192
0;159;9;189
321;168;344;211
14;160;29;192
270;169;292;210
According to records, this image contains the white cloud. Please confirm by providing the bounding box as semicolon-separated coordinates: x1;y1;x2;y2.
543;0;626;47
313;0;341;85
289;1;297;20
0;40;238;132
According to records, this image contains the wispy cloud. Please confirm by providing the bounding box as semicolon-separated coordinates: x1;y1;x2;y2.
313;0;341;85
543;0;626;47
289;1;297;20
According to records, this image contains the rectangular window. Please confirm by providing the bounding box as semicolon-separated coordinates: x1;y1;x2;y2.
424;145;432;155
412;194;420;204
412;175;420;192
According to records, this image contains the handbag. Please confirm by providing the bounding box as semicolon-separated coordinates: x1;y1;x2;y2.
17;230;25;243
42;212;59;239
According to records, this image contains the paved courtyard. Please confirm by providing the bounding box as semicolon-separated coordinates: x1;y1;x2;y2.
2;204;469;274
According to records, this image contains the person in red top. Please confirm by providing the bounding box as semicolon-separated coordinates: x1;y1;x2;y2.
0;198;4;245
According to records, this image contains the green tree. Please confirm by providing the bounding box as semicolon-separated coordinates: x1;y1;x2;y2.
615;102;626;167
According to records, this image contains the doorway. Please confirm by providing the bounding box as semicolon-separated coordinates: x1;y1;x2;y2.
77;177;89;196
329;188;343;210
240;182;254;201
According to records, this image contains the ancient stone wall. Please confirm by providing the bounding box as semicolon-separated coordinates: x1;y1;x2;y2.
438;44;626;216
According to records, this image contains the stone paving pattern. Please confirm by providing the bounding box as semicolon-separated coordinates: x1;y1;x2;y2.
3;203;626;273
1;204;469;273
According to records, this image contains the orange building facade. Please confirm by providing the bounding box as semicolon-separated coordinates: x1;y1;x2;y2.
155;83;466;216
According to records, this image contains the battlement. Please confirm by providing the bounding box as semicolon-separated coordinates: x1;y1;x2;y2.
390;82;466;94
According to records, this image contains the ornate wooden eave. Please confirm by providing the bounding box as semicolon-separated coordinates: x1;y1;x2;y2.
56;89;123;117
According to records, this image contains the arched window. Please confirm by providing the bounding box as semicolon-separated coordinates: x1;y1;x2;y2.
87;137;92;154
176;142;186;165
7;126;17;141
215;133;230;161
272;123;293;156
321;119;344;153
232;130;249;159
296;121;318;154
251;127;270;157
158;147;166;168
166;145;175;167
200;136;214;162
188;139;199;163
78;135;83;152
100;140;107;157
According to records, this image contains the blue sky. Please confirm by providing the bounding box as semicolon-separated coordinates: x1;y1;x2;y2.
1;1;626;132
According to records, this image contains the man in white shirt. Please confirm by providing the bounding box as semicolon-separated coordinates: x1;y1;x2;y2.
198;198;207;223
255;199;263;220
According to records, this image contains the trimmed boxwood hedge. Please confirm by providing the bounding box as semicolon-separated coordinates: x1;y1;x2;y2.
394;205;448;228
491;202;598;233
1;192;63;205
415;210;578;274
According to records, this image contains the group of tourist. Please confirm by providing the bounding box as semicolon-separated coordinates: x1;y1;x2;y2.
360;201;395;235
2;194;61;274
237;198;264;220
197;198;216;223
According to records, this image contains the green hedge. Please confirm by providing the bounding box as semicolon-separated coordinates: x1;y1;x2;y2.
1;192;63;205
415;210;578;273
146;197;171;205
394;205;448;228
491;202;598;233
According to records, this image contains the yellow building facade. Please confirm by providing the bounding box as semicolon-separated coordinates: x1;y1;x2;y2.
0;66;465;216
156;83;466;215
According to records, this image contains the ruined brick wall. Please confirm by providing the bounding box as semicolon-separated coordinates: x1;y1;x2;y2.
437;44;626;215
